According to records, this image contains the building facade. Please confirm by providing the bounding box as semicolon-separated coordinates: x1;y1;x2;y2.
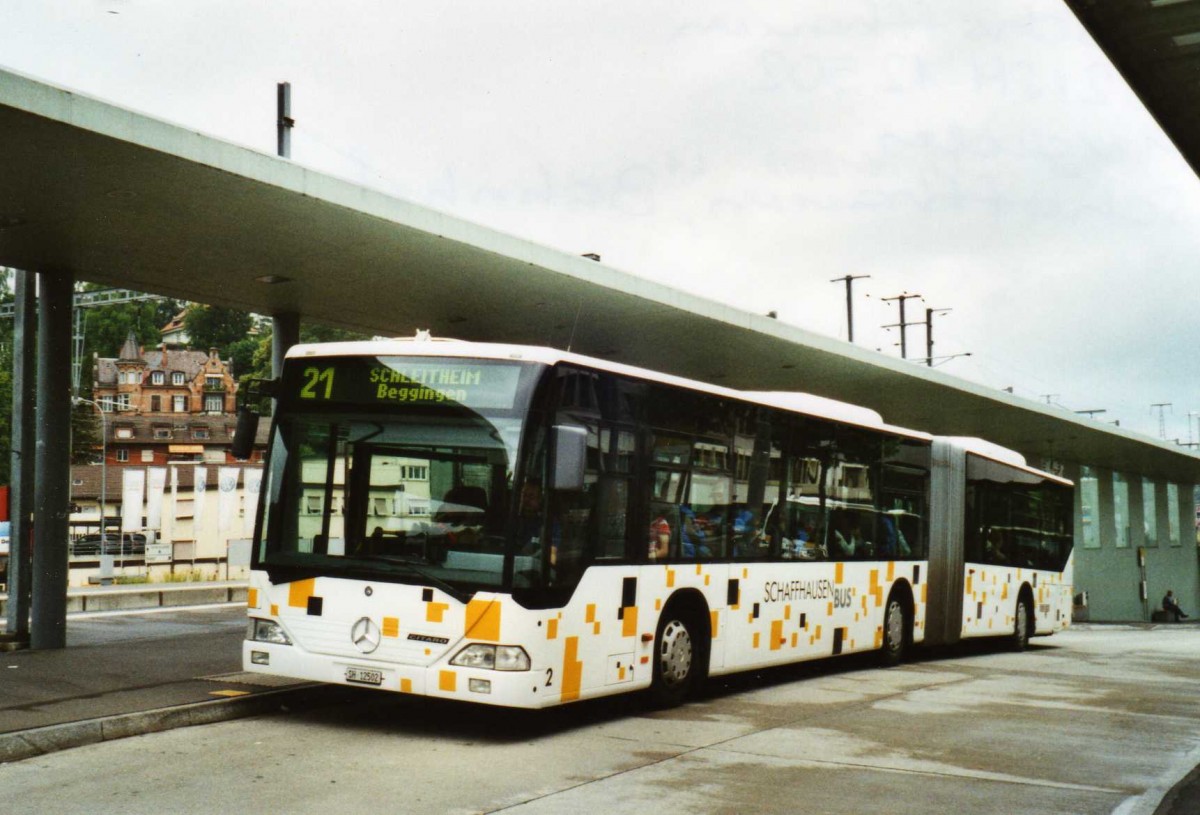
93;332;237;417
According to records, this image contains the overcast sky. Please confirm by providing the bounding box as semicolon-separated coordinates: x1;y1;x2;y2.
2;0;1199;442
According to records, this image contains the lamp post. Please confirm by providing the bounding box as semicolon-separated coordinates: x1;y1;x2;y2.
72;397;107;541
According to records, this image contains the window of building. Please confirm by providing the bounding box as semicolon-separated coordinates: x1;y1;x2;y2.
150;395;161;412
1080;466;1100;549
151;371;165;385
153;427;171;440
173;395;187;413
1113;472;1130;548
115;426;134;440
172;371;186;386
99;396;115;413
141;449;154;462
204;394;223;413
115;448;129;462
205;375;223;389
204;449;226;463
117;394;131;412
1168;484;1181;546
193;427;210;440
1143;478;1158;547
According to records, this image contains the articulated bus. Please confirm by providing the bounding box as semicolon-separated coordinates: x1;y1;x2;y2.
239;336;1073;708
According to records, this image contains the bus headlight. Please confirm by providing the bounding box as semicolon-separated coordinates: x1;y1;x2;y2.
449;644;531;671
246;618;293;645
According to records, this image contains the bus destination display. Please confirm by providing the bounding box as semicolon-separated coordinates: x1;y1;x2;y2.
290;357;525;410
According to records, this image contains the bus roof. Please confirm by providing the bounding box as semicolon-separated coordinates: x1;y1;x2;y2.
293;335;1091;458
946;437;1074;487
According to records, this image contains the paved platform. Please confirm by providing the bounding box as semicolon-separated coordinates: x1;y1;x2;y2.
0;598;1197;815
0;594;332;764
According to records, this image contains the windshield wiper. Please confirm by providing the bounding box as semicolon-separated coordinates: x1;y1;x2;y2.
351;554;465;600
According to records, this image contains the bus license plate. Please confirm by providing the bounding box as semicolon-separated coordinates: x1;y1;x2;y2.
345;666;383;686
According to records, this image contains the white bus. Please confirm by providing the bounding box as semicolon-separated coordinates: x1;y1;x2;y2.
239;336;1073;708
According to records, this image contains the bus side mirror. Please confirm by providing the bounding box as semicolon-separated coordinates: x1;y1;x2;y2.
549;425;587;491
231;378;278;461
231;408;259;461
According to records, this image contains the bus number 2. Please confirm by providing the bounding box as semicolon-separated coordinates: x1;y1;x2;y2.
545;668;553;687
300;367;335;400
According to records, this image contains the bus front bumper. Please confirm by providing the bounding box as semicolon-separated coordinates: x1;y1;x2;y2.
241;640;554;709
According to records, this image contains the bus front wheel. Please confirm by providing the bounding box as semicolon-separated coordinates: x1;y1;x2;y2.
651;611;703;706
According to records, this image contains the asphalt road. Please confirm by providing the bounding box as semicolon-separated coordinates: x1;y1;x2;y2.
3;623;1199;815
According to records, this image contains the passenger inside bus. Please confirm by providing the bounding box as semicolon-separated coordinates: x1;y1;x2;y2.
983;528;1008;563
515;482;545;555
731;505;758;555
831;510;868;558
680;506;712;558
648;515;671;560
879;514;912;558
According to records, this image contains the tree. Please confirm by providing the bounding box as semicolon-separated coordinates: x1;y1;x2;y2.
78;282;176;360
184;305;254;354
70;401;102;465
75;283;183;397
234;320;372;387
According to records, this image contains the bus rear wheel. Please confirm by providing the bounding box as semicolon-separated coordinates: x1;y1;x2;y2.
1011;597;1032;652
880;595;908;666
651;611;702;706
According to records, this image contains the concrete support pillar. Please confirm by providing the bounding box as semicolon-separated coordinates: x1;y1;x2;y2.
1177;483;1196;549
1155;481;1171;548
30;270;74;650
1062;461;1082;550
3;271;36;643
271;312;300;379
1177;483;1199;612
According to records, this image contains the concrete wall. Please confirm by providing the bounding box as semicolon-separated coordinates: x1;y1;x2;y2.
1072;464;1199;621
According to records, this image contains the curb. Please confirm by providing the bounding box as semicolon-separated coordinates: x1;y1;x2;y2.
1;582;248;617
0;683;332;764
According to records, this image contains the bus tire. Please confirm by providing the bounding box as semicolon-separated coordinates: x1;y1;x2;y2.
651;606;704;707
1011;594;1032;652
880;590;910;667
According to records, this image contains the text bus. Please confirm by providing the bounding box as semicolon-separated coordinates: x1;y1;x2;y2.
241;337;1073;707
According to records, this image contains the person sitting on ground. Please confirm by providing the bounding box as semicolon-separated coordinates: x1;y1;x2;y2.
1162;590;1189;622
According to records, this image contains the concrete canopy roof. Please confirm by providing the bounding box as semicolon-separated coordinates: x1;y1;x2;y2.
1;66;1198;483
1064;0;1200;182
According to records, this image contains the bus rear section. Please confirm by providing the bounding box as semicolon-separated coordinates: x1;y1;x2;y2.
925;438;1073;649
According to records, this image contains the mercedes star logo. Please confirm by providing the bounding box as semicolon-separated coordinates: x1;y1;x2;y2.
350;616;381;654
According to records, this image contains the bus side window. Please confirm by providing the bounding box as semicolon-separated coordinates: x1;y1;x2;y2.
686;439;732;560
595;426;634;560
547;470;594;585
648;468;685;560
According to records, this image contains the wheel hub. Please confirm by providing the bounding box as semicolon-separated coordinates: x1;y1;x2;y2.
885;600;904;653
659;619;693;687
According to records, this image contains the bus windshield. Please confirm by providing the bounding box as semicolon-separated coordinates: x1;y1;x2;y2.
255;356;543;596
